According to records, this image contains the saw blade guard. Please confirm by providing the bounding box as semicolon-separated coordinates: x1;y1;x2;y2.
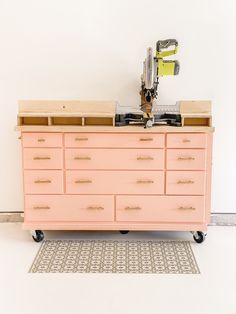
143;47;154;90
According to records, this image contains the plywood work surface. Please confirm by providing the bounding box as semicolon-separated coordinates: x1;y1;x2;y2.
16;125;215;133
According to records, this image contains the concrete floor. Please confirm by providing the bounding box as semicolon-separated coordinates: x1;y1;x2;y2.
0;223;236;314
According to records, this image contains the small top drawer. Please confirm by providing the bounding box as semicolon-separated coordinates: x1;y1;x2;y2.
167;133;206;148
22;133;62;148
64;133;164;148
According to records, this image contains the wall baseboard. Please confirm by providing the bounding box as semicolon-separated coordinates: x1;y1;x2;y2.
210;213;236;226
0;212;236;226
0;213;23;223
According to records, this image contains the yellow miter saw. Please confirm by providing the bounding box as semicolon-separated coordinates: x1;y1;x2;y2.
140;39;180;128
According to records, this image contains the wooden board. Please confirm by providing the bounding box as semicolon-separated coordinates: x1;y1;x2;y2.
18;100;116;114
15;125;215;133
179;100;211;114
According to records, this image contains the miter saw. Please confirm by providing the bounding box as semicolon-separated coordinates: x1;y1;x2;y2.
140;39;180;128
115;39;181;127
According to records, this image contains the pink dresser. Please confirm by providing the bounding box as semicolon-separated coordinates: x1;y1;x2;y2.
20;129;213;243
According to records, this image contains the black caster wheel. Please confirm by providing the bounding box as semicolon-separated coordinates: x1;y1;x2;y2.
193;231;206;244
32;230;44;242
119;230;129;234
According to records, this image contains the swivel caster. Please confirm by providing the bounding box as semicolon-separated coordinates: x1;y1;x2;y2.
32;230;44;242
192;231;206;244
120;230;129;234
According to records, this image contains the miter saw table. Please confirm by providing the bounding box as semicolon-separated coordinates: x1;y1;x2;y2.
115;112;182;127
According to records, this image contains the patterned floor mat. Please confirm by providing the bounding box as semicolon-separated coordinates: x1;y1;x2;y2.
29;240;200;274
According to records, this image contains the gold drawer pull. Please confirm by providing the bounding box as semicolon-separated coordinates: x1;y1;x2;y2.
34;179;51;184
139;138;153;141
183;139;191;143
178;206;196;211
177;180;194;184
137;156;154;160
75;137;88;141
75;179;92;184
37;138;45;142
86;206;104;210
136;180;154;184
178;157;195;161
33;206;50;210
33;157;51;160
74;156;91;160
124;206;141;210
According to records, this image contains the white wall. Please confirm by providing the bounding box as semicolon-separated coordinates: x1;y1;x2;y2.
0;0;235;212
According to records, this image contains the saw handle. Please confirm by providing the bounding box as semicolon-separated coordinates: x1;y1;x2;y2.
156;39;178;52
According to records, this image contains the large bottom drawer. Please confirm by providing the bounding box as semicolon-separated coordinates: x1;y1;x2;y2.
24;195;114;222
116;195;205;223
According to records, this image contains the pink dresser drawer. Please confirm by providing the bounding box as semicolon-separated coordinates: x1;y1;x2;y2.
166;149;206;170
23;148;63;169
24;170;63;194
22;133;62;148
65;148;164;170
116;195;205;223
66;170;164;194
166;171;206;195
64;133;164;148
167;133;206;148
24;195;114;222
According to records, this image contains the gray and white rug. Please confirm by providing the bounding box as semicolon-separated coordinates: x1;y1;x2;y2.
29;240;200;274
